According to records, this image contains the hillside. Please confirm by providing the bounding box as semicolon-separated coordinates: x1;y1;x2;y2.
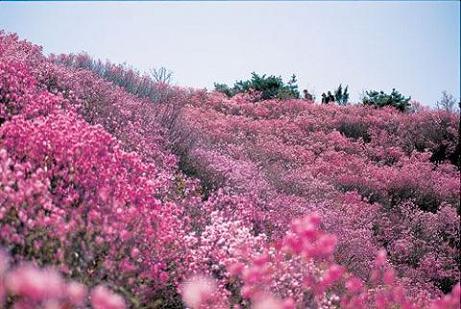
0;31;460;308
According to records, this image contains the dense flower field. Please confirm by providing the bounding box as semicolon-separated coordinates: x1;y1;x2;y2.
0;31;459;308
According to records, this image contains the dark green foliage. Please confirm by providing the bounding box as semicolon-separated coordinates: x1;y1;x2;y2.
362;88;411;112
214;83;234;97
302;89;315;101
214;72;300;100
321;91;335;104
337;121;371;142
334;84;349;105
322;84;349;105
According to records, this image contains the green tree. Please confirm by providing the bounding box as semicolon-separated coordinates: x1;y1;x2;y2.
362;88;411;112
334;84;350;105
213;83;235;97
321;91;335;104
214;72;300;100
321;84;349;105
303;89;315;101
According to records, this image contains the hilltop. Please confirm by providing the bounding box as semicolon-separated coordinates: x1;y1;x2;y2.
0;31;459;308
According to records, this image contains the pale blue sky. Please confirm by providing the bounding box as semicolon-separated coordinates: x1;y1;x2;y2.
0;1;459;105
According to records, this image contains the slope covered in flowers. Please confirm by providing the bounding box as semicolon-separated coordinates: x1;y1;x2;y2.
180;91;460;289
0;31;459;308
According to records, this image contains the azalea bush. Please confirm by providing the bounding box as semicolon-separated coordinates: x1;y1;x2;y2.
0;30;459;308
178;85;460;295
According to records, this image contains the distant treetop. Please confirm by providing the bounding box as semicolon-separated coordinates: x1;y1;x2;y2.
362;88;411;112
214;72;300;101
321;84;349;105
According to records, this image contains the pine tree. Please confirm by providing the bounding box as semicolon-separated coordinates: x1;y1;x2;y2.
362;88;411;112
214;72;300;100
334;84;350;105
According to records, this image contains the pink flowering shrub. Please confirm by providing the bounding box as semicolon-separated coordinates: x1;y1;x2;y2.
91;285;126;309
180;214;460;309
0;61;35;124
0;249;127;308
0;43;191;306
180;275;219;309
0;30;459;308
177;91;459;292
